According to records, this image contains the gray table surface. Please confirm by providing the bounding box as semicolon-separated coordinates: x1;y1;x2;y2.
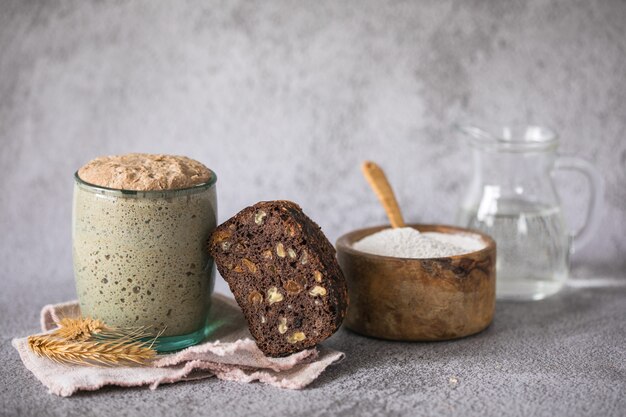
2;266;625;417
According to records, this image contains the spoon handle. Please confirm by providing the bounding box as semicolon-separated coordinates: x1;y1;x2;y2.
361;161;406;228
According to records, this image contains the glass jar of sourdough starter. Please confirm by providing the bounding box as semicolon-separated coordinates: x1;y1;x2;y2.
456;125;603;301
72;170;217;351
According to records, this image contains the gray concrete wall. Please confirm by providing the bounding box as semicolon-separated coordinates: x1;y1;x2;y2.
1;0;625;296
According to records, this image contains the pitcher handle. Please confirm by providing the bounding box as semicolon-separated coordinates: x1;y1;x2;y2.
554;156;604;253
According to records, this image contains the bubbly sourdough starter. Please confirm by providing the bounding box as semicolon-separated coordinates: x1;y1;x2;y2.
78;153;211;191
73;154;216;337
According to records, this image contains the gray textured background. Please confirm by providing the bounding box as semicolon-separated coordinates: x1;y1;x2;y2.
1;0;625;415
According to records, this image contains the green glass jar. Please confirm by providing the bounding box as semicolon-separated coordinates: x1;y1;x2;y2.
72;172;217;351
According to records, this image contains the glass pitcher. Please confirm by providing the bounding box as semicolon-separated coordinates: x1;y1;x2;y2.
456;125;603;301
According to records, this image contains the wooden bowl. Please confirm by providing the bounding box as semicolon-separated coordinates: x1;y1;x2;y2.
336;224;496;341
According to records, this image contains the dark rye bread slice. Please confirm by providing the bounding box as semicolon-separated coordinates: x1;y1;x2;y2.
207;201;348;357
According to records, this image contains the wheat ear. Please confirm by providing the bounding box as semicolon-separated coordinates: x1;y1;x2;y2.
28;334;156;366
50;317;108;341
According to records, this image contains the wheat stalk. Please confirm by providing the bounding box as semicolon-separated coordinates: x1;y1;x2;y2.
50;317;107;341
28;316;160;366
51;317;155;342
28;334;156;366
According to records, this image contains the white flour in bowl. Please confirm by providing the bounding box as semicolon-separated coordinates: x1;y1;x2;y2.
352;227;484;258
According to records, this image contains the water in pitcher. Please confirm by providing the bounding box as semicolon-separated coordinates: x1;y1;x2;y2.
458;199;570;300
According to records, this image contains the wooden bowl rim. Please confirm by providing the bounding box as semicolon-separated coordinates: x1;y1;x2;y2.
336;223;496;262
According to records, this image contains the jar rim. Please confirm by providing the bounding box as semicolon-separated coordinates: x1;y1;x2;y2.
74;170;217;198
457;124;559;153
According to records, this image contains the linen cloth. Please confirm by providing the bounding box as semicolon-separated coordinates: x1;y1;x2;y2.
12;294;344;397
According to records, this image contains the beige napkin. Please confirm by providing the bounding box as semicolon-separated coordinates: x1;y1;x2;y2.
12;294;344;397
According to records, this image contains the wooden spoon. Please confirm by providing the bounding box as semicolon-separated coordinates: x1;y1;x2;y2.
360;161;406;228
